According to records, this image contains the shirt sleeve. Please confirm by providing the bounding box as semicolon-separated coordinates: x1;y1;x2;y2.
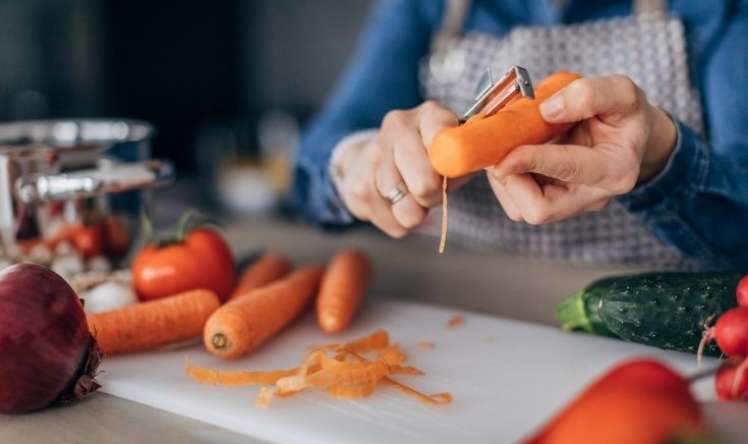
618;3;748;269
292;0;437;227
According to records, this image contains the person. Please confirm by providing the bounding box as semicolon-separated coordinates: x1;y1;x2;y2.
293;0;748;270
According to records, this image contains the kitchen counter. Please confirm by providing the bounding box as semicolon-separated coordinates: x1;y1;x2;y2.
2;217;747;443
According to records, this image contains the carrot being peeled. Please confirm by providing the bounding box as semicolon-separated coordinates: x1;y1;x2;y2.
316;249;371;333
204;266;325;359
229;253;292;300
88;289;220;356
429;71;583;179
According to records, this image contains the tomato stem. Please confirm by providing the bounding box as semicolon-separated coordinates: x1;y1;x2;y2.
175;209;199;243
140;211;155;244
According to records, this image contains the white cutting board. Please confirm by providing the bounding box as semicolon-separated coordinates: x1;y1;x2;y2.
98;299;716;444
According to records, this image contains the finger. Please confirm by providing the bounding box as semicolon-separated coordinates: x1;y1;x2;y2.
540;75;643;124
368;194;409;238
503;175;607;225
342;172;408;238
391;195;426;229
492;143;610;186
391;101;457;208
500;175;605;225
391;130;443;207
485;170;521;221
584;198;610;213
500;174;555;225
375;149;427;229
417;100;459;147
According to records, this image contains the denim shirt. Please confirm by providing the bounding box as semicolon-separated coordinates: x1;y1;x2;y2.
293;0;748;270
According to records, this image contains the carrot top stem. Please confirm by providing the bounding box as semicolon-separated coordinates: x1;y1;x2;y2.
212;333;228;350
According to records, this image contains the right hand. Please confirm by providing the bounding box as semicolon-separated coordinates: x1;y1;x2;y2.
335;101;459;238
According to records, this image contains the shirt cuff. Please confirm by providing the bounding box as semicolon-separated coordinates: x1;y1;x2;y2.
618;119;709;212
328;129;379;188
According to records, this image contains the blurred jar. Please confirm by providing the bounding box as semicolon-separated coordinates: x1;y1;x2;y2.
204;111;299;216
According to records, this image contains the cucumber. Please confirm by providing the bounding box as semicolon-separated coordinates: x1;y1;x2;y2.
557;272;743;356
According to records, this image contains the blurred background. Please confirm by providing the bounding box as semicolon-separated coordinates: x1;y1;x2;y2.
0;0;372;216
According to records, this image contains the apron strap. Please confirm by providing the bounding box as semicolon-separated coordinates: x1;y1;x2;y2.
431;0;471;54
634;0;666;16
430;0;666;51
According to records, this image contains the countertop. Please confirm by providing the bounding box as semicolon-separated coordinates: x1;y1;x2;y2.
2;217;747;444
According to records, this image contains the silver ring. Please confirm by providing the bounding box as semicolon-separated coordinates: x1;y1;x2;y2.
383;185;408;206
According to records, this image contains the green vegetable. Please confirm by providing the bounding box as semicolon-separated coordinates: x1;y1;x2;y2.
557;272;743;356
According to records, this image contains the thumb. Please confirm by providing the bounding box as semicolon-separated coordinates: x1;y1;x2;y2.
539;76;644;124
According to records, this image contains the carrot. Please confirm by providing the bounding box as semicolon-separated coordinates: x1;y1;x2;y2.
429;71;583;178
438;176;449;254
521;359;704;444
447;314;464;329
316;249;371;333
229;253;292;300
416;341;435;350
204;266;325;359
88;289;220;356
186;362;298;386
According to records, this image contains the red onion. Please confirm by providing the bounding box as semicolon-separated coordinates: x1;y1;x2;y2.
0;263;100;414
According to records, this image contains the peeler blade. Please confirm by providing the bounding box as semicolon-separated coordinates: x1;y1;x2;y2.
461;65;534;122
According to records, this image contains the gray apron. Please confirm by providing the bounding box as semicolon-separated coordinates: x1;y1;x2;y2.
421;0;703;270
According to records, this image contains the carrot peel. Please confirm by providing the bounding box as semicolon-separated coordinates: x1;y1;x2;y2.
186;329;451;408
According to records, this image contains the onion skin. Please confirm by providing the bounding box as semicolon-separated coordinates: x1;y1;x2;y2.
0;263;101;414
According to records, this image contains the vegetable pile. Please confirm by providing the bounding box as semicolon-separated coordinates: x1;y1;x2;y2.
187;329;452;408
696;277;748;401
0;263;100;414
558;271;748;404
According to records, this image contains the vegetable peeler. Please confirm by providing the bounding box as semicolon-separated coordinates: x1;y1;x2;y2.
461;66;535;123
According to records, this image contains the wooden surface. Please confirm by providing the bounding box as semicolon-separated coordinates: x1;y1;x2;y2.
2;217;746;444
0;394;267;444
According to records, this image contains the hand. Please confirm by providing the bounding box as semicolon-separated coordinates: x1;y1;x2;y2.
486;75;677;225
335;101;460;237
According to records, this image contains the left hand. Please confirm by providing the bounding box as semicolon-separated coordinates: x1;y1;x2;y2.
486;75;677;225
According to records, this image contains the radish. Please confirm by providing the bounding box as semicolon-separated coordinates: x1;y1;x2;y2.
715;357;748;401
737;276;748;307
697;307;748;365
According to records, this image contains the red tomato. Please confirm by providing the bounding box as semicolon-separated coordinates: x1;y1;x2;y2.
70;223;105;259
50;222;105;259
132;228;235;302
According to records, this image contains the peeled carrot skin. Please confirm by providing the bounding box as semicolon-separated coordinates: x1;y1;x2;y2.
429;71;583;178
522;359;703;444
204;266;325;359
317;249;371;333
229;253;292;300
88;289;220;356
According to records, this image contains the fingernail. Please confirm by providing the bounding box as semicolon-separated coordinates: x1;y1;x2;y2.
540;93;564;119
